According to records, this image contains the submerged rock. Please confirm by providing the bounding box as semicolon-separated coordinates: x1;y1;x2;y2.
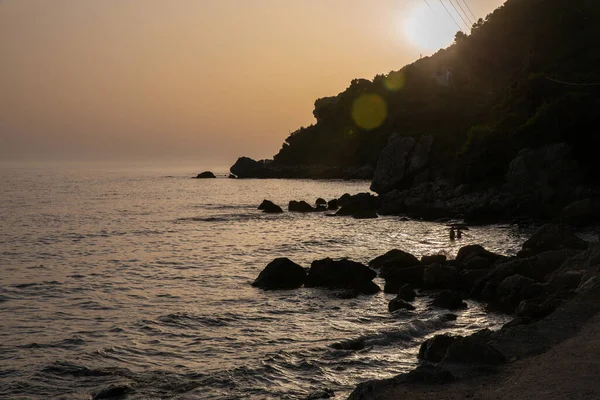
258;199;284;214
306;388;335;399
397;284;417;301
194;171;216;179
388;297;416;312
330;338;365;351
252;258;306;290
92;384;134;400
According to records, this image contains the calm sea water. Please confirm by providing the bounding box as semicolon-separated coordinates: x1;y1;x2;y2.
0;164;533;399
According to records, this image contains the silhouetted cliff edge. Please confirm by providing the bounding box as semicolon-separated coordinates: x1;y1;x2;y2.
231;0;600;224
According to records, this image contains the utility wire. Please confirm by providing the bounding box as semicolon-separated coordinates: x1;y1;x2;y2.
438;0;463;32
449;0;471;31
455;0;474;26
545;77;600;86
423;0;435;13
461;0;477;21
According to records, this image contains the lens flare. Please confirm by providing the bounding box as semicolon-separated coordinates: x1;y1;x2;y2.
384;70;405;91
351;94;388;131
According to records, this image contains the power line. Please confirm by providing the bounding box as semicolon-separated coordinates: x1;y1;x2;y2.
448;0;471;31
454;0;474;26
545;77;600;87
461;0;477;21
438;0;463;32
423;0;435;13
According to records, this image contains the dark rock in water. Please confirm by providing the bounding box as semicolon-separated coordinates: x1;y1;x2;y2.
306;388;335;399
388;297;416;312
315;198;327;206
289;200;315;213
423;264;457;290
252;258;306;290
306;258;379;294
431;290;467;310
406;365;456;384
442;336;507;365
464;255;491;270
456;244;505;264
333;289;359;299
258;199;283;213
335;193;379;217
228;173;237;179
194;171;216;179
383;265;425;293
458;268;488;293
315;205;328;212
421;254;446;265
369;249;420;269
330;338;365;351
519;224;587;257
418;334;459;363
397;284;416;301
353;210;378;219
230;156;263;178
327;199;339;210
92;384;134;400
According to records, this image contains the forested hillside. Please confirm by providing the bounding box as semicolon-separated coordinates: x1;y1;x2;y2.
270;0;600;183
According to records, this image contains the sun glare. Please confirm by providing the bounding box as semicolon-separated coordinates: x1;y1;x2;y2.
403;1;463;53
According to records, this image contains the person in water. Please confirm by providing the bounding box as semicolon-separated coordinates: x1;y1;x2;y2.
457;228;462;239
449;227;456;240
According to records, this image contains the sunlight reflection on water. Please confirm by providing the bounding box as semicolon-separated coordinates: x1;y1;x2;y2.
0;166;533;399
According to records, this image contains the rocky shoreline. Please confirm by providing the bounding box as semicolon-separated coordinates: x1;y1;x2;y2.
250;216;599;399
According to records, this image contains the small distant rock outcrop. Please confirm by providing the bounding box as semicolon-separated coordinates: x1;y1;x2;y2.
194;171;216;179
252;258;307;290
258;199;284;214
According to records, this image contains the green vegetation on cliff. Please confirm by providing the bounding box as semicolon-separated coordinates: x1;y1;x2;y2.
272;0;600;182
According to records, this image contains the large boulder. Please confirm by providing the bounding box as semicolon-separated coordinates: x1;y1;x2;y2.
230;157;263;178
370;134;434;194
258;199;283;214
369;249;420;269
515;249;582;281
194;171;216;179
418;334;458;363
560;198;600;227
383;265;425;293
305;258;379;295
289;200;315;213
442;336;507;365
458;268;489;293
520;224;587;257
252;258;307;290
335;193;379;217
423;265;458;290
431;290;467;310
456;245;505;264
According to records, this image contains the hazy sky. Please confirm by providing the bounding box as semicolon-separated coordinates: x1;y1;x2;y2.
0;0;504;166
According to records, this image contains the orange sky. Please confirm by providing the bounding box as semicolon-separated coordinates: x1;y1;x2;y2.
0;0;505;166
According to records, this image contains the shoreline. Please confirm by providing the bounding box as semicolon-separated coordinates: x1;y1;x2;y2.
346;231;600;399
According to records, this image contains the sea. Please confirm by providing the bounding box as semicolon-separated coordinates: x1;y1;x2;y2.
0;163;535;399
